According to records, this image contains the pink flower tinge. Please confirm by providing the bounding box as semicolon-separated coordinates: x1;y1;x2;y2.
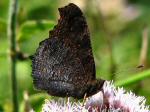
42;81;150;112
86;81;150;112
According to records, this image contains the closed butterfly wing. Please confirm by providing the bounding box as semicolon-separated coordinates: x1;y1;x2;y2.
31;3;104;99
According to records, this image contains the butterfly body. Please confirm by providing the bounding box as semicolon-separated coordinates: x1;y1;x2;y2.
31;3;104;99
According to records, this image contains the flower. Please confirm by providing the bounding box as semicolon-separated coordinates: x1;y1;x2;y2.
42;98;88;112
86;81;150;112
42;81;150;112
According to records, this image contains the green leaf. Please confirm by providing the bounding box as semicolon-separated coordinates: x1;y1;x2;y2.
0;18;7;37
17;20;55;54
115;69;150;86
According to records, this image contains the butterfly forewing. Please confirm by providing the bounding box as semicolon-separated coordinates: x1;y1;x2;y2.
32;3;103;99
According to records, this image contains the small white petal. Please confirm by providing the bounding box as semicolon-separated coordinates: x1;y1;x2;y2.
85;91;103;108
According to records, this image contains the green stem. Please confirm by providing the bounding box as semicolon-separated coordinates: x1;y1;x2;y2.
7;0;18;111
115;69;150;87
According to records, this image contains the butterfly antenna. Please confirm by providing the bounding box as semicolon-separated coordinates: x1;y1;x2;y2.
114;64;145;80
136;64;144;69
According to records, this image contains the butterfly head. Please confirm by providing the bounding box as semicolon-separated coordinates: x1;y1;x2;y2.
86;79;105;97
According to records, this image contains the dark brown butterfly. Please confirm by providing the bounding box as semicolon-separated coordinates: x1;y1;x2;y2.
31;3;105;99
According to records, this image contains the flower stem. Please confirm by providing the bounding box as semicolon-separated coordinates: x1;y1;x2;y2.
7;0;18;111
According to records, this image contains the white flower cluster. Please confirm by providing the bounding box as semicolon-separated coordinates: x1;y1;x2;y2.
42;81;150;112
102;81;149;112
42;99;88;112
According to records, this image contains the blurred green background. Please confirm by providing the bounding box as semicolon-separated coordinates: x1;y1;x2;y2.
0;0;150;112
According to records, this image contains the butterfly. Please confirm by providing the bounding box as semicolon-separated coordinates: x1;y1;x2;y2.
31;3;105;99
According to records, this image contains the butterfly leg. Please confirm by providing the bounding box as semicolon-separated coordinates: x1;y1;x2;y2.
82;93;87;106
